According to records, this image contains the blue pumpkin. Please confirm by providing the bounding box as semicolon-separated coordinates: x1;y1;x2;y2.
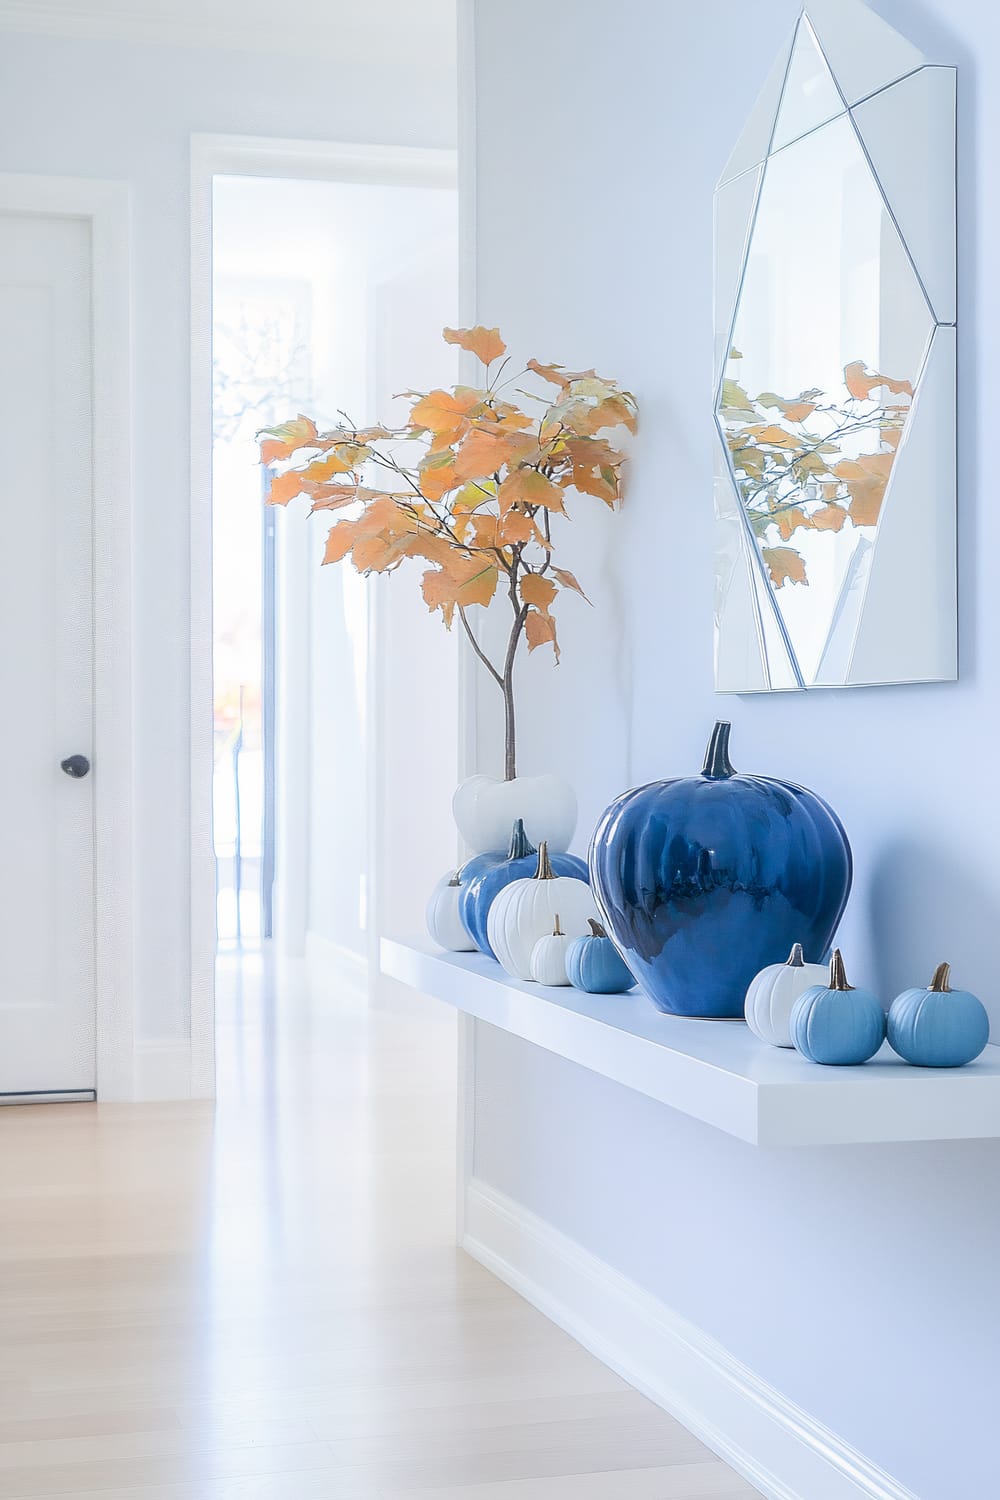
566;919;635;994
887;963;990;1068
790;950;885;1065
589;721;852;1017
459;818;588;959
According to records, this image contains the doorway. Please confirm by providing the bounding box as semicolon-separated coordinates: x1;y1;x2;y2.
197;141;460;1061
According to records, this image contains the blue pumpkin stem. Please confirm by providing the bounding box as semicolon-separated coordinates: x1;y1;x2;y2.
930;962;951;993
507;818;536;862
702;721;735;780
588;918;608;938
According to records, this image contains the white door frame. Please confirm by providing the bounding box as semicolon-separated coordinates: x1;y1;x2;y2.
0;173;135;1100
189;135;458;1092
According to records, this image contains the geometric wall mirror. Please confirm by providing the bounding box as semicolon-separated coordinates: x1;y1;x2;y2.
714;0;957;691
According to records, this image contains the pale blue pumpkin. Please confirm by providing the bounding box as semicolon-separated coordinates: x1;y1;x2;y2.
887;963;990;1068
790;950;885;1066
459;819;587;959
566;919;635;995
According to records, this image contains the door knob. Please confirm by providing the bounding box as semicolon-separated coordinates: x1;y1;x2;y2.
60;754;91;778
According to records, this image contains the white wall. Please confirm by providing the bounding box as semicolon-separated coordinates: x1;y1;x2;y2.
470;2;1000;1495
0;23;456;1052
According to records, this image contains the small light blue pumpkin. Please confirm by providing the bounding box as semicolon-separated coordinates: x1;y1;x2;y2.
459;819;587;959
790;950;886;1066
887;963;990;1068
566;919;635;995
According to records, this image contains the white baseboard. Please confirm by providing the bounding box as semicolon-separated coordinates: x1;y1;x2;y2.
463;1180;917;1500
305;929;368;994
132;1040;193;1102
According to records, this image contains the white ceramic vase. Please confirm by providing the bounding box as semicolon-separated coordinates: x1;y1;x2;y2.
453;773;576;855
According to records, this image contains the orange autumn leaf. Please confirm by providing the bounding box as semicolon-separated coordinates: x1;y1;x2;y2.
763;547;808;589
752;425;800;448
525;606;560;662
268;452;358;506
453;427;515;483
409;388;482;452
419;450;462;502
498;508;547;547
551;566;590;602
322;496;415;566
352;530;419;573
527;358;596;389
811;502;849;532
259;416;319;465
776;506;810;541
844;361;913;401
498;468;565;514
443;325;507;365
421;555;499;613
519;572;557;615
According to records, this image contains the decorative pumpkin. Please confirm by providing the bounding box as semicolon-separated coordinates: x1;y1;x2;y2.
790;950;885;1066
487;842;597;982
529;916;573;987
459;818;587;959
566;919;635;995
589;721;852;1017
744;943;829;1048
425;869;476;953
453;772;577;854
887;963;990;1068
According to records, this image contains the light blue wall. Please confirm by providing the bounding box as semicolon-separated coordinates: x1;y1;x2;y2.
471;2;1000;1493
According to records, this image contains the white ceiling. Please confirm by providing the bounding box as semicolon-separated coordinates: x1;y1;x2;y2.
0;0;456;63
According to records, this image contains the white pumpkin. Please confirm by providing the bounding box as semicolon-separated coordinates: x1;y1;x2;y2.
488;843;597;981
744;943;829;1047
425;870;476;953
529;916;573;987
453;773;576;854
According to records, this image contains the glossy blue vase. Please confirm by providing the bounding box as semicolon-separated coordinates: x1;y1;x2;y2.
589;722;852;1017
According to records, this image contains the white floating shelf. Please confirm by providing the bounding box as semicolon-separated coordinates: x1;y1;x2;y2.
381;937;1000;1148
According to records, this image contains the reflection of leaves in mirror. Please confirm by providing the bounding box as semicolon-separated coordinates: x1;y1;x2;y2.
719;351;912;590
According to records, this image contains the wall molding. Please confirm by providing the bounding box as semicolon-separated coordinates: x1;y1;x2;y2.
463;1180;918;1500
0;1;457;65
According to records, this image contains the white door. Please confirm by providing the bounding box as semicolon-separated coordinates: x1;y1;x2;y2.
0;212;96;1098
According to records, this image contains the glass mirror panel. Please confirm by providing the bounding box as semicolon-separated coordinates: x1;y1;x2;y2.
771;18;844;152
713;3;956;693
852;67;957;323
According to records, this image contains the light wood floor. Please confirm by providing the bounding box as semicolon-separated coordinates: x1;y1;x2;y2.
0;953;760;1499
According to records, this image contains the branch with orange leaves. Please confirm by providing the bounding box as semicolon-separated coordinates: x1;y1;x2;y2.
258;325;636;779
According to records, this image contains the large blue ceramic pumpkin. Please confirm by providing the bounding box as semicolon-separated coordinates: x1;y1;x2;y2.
589;722;852;1017
887;963;990;1067
459;818;588;959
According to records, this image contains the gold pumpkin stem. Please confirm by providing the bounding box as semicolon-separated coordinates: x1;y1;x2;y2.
553;914;563;936
930;962;952;993
536;842;555;881
787;943;805;967
829;948;854;992
588;918;608;939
